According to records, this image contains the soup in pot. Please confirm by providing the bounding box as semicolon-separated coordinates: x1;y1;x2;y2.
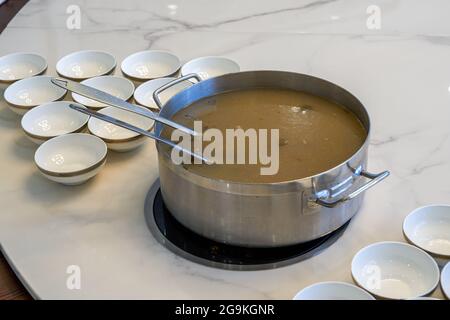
162;88;367;183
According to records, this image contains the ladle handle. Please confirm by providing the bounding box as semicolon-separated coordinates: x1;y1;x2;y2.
51;78;199;137
152;73;202;110
69;104;209;163
315;169;390;208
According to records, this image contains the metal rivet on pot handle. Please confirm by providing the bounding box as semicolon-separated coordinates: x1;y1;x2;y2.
315;170;390;208
152;73;202;110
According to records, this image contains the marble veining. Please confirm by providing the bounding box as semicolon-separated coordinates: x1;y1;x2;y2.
0;0;449;299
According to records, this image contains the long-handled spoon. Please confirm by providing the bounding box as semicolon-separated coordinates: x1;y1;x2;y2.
51;78;199;137
69;104;209;163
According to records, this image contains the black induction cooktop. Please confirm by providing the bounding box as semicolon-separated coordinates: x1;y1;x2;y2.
144;181;349;271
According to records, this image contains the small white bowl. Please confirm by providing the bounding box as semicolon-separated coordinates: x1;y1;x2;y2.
56;50;116;80
88;106;154;152
4;76;67;115
0;52;47;82
121;50;180;80
403;205;450;266
72;76;135;109
181;56;240;80
351;241;440;300
134;77;191;109
441;262;450;299
293;282;375;300
34;133;107;185
21;101;89;144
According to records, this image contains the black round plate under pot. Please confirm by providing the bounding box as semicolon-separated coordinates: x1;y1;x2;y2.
144;180;349;271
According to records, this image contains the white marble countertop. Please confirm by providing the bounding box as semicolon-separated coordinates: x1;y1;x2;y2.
0;0;449;299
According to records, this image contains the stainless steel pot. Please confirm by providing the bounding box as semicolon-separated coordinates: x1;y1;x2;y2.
58;71;389;248
153;71;389;248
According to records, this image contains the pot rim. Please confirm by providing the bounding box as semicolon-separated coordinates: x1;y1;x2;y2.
156;70;371;189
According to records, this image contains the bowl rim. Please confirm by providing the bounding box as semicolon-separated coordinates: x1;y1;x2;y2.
293;281;375;300
180;56;240;77
34;133;107;177
71;75;135;108
21;102;89;140
4;75;67;107
56;50;116;80
402;204;450;259
441;262;450;299
0;52;48;83
133;77;183;107
351;241;440;300
120;50;181;80
87;106;154;143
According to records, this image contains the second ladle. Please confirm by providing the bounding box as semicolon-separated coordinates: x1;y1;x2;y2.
69;104;209;163
51;77;199;137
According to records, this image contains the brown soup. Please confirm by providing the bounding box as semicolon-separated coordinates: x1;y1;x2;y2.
163;88;367;183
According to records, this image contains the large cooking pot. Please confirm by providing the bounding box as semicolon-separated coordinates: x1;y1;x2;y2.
152;70;389;248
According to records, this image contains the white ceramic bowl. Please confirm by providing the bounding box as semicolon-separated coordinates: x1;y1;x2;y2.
56;50;116;80
351;241;440;300
181;56;240;80
121;50;180;80
4;76;67;115
441;262;450;299
88;106;154;152
293;282;375;300
34;133;107;185
0;52;47;82
403;205;450;266
134;77;191;109
21;101;89;144
72;75;135;109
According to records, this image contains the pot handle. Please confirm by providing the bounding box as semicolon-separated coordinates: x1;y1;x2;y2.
153;73;202;110
315;169;390;208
